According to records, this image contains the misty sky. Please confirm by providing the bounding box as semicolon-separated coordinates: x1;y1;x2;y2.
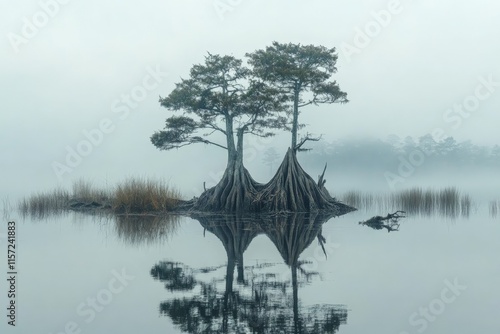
1;0;499;198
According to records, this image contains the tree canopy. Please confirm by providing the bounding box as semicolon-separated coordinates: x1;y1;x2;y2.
151;53;286;165
150;43;352;214
247;42;348;151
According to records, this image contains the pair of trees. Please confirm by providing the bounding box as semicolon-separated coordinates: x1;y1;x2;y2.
151;42;349;212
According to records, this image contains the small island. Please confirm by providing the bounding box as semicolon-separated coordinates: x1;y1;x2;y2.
21;42;357;218
151;42;354;215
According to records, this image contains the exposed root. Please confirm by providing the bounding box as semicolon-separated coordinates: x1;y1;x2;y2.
192;162;262;212
190;149;356;215
256;149;355;214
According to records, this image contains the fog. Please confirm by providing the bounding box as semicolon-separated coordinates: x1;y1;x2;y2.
2;0;500;201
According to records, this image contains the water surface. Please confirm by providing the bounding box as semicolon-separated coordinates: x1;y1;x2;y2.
1;204;499;333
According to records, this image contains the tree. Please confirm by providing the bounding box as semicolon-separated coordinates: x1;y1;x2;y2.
490;145;500;165
418;134;438;156
247;42;348;152
150;47;354;214
151;53;286;212
151;53;285;167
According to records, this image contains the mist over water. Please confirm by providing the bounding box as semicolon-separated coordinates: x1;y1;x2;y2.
2;1;500;333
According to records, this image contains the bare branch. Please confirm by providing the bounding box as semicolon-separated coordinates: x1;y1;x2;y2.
191;137;228;150
294;133;323;152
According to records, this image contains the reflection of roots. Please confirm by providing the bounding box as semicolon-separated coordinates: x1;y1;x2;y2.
259;212;329;267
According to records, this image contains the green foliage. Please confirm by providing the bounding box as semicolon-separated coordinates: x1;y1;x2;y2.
152;52;287;155
151;116;205;150
160;54;249;115
247;42;348;150
247;42;339;88
152;43;349;157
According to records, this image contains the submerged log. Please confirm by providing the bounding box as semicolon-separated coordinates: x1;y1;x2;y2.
359;211;406;232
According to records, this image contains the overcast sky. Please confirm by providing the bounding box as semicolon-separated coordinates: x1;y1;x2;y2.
1;0;499;197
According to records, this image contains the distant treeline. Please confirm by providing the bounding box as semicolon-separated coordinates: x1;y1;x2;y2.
297;134;500;173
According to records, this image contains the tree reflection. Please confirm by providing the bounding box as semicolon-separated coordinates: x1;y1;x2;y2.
151;214;348;333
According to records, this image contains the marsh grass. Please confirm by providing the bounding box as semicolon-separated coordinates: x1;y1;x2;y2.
19;188;71;218
2;197;14;220
341;187;473;217
490;200;500;218
19;178;181;217
72;179;111;203
113;178;181;214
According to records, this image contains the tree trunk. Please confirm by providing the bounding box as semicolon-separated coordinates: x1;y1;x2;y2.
225;115;237;165
193;126;262;212
193;158;261;212
291;86;300;150
236;254;244;283
192;119;355;213
257;149;355;214
222;255;235;333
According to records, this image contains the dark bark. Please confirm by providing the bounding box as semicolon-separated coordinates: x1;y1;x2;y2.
194;214;261;284
292;264;300;332
192;115;265;212
192;160;262;212
191;147;355;214
291;85;300;150
359;211;406;232
257;149;355;214
260;212;328;266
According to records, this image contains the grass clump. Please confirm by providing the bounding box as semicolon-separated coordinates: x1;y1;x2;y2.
113;178;181;214
18;178;181;217
341;187;472;217
72;179;111;203
19;188;70;218
490;200;499;217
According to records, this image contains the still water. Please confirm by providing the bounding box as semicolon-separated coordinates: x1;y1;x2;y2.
1;205;499;334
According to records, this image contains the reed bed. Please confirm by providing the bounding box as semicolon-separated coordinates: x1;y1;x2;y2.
18;178;181;217
18;188;71;218
113;178;181;214
490;200;500;218
341;187;473;217
72;179;111;203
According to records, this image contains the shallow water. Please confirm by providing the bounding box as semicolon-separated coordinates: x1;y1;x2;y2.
1;205;499;333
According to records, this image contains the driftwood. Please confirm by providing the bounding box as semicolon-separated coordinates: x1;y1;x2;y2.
359;211;406;232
